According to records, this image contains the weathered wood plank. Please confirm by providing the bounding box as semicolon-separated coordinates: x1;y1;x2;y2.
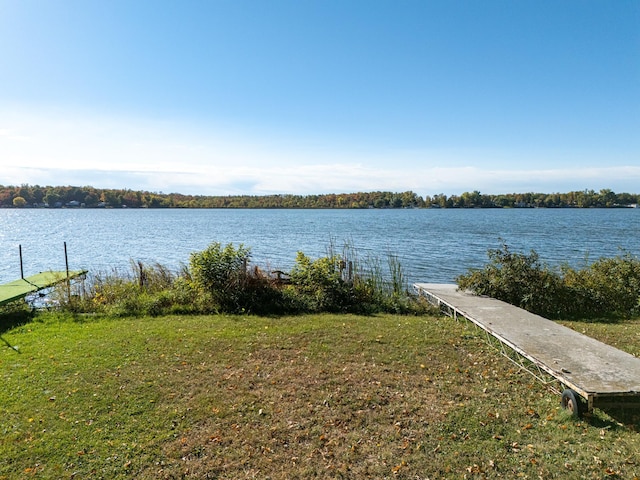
415;283;640;406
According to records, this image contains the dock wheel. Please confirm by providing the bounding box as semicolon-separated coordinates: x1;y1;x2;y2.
561;389;582;418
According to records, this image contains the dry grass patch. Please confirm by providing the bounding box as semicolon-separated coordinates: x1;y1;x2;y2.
155;342;446;478
133;317;457;479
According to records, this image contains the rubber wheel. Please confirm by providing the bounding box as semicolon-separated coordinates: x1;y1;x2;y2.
561;389;582;418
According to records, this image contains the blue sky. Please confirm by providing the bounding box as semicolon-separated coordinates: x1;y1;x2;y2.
1;0;638;196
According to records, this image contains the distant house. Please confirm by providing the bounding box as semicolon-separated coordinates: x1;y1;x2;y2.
66;200;81;207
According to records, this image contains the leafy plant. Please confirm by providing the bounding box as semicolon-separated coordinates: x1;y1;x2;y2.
288;252;356;312
189;242;253;313
457;244;640;320
561;253;640;318
456;243;564;318
188;242;295;314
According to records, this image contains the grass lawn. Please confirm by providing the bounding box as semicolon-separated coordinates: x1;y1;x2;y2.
1;312;639;479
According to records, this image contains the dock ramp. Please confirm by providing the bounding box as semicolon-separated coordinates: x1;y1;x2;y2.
415;283;640;417
0;271;87;307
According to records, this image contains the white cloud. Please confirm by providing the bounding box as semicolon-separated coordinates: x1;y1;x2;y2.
1;108;638;196
0;127;30;142
4;163;639;197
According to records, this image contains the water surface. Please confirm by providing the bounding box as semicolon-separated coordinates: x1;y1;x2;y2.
1;208;638;285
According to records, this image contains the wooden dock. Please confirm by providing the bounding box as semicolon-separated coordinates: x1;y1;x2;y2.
0;271;87;307
414;283;640;416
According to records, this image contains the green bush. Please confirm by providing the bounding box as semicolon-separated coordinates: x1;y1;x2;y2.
288;252;358;313
456;244;564;318
189;242;252;313
287;250;431;315
188;242;291;314
457;244;640;320
562;254;640;318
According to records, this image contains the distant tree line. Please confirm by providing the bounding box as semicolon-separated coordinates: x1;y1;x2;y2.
0;185;426;208
426;189;639;208
0;185;638;209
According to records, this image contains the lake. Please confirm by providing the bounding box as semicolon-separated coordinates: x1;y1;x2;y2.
0;208;638;286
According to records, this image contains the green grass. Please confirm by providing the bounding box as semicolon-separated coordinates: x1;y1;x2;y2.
1;312;639;479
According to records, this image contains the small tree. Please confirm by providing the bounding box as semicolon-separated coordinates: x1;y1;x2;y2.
12;196;27;208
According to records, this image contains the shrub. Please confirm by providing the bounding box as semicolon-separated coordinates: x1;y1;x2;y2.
457;244;640;320
456;244;564;318
189;242;251;312
289;252;357;313
288;249;430;315
562;254;640;318
188;242;290;314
